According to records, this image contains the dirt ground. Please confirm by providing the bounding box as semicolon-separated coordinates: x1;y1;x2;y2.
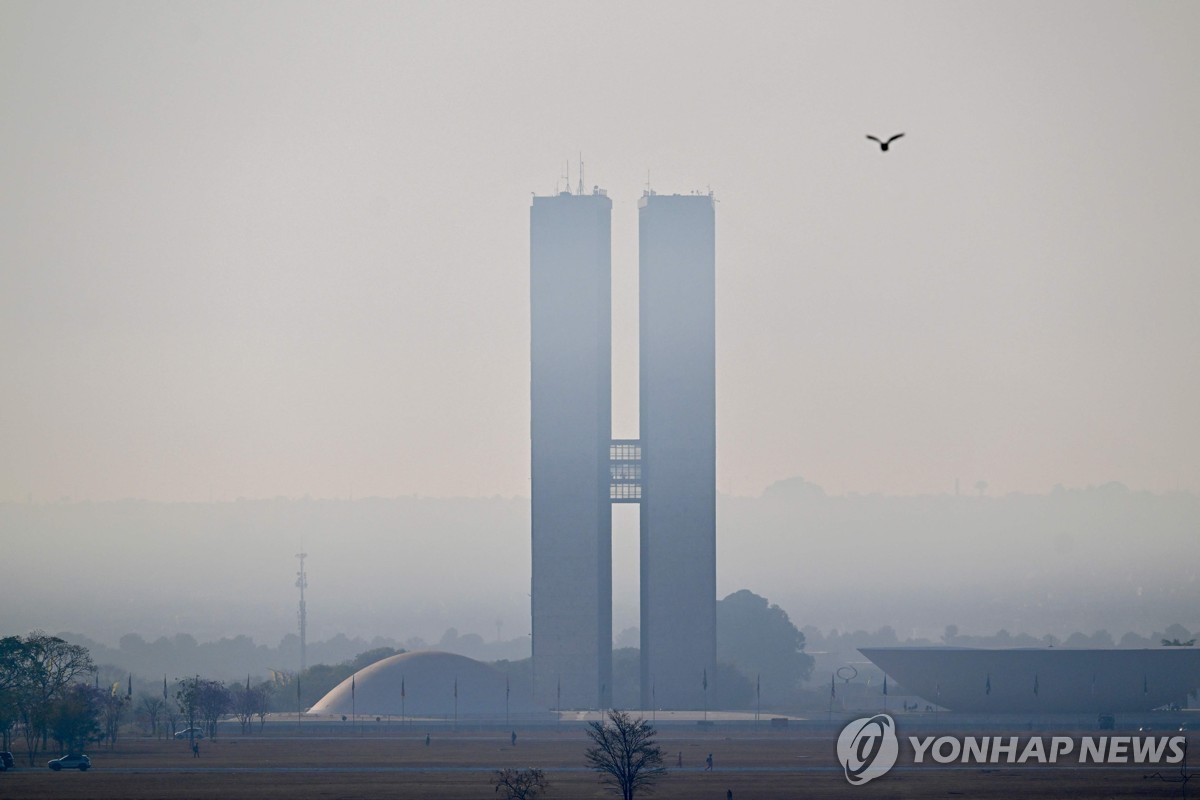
0;722;1192;799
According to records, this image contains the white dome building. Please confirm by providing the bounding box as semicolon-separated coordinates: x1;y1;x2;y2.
308;650;538;718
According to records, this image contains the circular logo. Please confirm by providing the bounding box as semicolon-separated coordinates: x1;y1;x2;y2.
836;714;899;786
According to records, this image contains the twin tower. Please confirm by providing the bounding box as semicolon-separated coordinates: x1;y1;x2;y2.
530;187;716;710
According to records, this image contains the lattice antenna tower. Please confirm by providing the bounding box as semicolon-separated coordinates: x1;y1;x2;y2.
295;552;308;673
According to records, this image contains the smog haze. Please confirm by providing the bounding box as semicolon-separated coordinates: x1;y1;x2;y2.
2;2;1198;649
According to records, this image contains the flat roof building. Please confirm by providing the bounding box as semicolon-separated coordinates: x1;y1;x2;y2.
861;647;1200;713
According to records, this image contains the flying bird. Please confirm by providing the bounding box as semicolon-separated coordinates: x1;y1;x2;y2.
866;133;905;151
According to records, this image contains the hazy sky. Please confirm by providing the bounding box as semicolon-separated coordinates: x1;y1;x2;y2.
3;1;1198;502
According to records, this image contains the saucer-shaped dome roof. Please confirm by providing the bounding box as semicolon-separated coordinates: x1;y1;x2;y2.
308;650;535;717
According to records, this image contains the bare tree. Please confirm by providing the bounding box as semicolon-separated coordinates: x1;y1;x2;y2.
254;681;273;731
493;767;548;800
233;678;256;733
137;695;164;737
197;680;232;739
164;701;180;739
232;678;273;734
99;686;129;747
585;710;666;800
176;677;231;739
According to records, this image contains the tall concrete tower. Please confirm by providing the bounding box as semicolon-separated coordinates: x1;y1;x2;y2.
529;190;613;709
637;193;717;710
529;186;714;711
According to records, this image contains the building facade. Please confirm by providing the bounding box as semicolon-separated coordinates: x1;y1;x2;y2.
638;193;717;710
530;188;715;710
529;190;614;709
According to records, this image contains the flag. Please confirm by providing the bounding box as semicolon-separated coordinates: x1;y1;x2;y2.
1034;674;1039;696
401;677;405;698
128;674;133;698
756;674;761;702
831;673;836;699
703;668;708;691
985;674;991;695
454;678;458;699
163;674;168;701
883;675;888;696
506;676;510;700
352;674;356;700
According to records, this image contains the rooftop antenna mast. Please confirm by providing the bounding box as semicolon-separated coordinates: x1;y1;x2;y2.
295;552;308;673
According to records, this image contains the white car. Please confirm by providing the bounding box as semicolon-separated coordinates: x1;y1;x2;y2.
48;754;91;771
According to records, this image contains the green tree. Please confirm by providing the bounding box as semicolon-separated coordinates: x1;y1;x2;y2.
716;590;813;704
175;677;202;740
48;683;104;754
715;661;754;708
12;632;95;764
584;709;666;800
0;636;25;750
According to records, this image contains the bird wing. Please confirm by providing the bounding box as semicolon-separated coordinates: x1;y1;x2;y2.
885;133;905;144
866;135;882;143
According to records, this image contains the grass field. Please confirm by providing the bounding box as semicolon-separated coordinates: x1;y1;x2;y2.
0;719;1192;799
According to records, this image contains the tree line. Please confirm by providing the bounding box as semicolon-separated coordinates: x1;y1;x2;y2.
1;632;103;764
0;631;294;766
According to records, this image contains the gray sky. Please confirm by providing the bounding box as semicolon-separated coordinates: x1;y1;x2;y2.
3;1;1198;502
